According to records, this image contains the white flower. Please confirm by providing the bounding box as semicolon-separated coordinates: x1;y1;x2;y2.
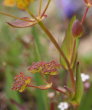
58;102;69;110
81;73;90;82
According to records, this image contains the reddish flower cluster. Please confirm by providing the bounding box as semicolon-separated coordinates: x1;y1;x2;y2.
12;61;60;92
28;60;60;75
12;72;31;92
28;61;45;73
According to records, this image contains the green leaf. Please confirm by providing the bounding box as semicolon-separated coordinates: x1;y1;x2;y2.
60;16;77;69
78;82;92;110
72;63;83;104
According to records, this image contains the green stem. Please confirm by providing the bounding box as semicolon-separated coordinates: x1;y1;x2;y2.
41;0;51;17
81;7;89;25
39;0;43;15
39;22;75;91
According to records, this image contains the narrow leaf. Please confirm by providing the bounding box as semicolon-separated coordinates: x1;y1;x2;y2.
60;16;77;69
78;82;92;110
72;63;83;104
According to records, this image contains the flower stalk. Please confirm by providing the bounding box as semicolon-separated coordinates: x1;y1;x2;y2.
41;0;51;17
81;7;89;25
52;87;67;95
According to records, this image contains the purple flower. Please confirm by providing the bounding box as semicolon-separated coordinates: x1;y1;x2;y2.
57;0;84;19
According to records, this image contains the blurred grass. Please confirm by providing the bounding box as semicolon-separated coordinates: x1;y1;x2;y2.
0;11;49;109
78;82;92;110
32;27;49;110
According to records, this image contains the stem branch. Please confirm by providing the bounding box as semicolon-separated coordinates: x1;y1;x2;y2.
39;0;43;15
41;0;51;17
25;9;75;91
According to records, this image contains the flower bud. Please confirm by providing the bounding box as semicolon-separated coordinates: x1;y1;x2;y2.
72;19;83;38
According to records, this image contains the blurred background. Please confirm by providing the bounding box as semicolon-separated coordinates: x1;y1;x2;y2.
0;0;92;110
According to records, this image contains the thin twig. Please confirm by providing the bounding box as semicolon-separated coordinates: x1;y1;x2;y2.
41;0;51;17
0;11;33;22
39;0;43;15
52;87;67;95
81;7;89;24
